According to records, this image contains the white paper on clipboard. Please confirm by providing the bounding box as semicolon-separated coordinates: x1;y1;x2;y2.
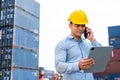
84;46;113;73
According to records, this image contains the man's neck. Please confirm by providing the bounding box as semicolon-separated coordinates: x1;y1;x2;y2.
71;34;81;41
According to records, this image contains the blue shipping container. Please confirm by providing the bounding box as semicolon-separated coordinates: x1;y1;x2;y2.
1;0;14;7
14;0;40;34
94;74;108;80
0;47;38;69
109;73;120;80
14;7;39;34
109;36;120;48
0;7;14;26
0;68;38;80
0;27;13;47
108;25;120;37
14;26;39;51
15;0;40;17
13;47;38;69
0;47;12;68
94;73;120;80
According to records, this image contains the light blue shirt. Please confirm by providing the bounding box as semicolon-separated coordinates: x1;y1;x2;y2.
55;35;101;80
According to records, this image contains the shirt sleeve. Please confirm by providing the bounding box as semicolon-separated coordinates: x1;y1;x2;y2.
91;39;101;46
55;41;80;74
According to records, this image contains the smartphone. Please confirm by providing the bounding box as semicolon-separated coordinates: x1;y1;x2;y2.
84;27;88;39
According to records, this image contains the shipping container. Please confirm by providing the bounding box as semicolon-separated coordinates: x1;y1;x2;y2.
109;73;120;80
0;6;14;26
109;49;120;62
94;61;120;80
94;61;120;74
94;74;108;80
0;39;39;68
0;47;12;68
0;27;38;68
0;68;38;80
13;47;38;69
14;0;40;34
1;0;14;7
0;27;13;47
94;73;120;80
14;26;39;51
107;62;120;73
108;25;120;37
109;36;120;49
15;0;40;18
0;0;39;67
14;7;39;34
0;0;40;80
0;22;39;51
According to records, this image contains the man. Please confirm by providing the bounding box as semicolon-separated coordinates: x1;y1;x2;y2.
55;9;101;80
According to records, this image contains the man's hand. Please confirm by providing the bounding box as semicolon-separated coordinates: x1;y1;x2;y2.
86;27;95;42
79;58;95;70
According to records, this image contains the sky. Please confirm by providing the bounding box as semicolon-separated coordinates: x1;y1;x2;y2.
35;0;120;71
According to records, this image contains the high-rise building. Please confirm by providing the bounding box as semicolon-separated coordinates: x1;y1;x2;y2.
0;0;40;80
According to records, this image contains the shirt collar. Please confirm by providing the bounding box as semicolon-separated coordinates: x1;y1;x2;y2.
67;34;85;42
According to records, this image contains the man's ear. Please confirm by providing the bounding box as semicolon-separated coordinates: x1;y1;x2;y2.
69;23;72;28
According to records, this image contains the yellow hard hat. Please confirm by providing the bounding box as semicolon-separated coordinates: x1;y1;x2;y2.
68;9;88;24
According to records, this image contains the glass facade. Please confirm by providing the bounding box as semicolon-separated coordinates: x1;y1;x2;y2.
0;0;40;80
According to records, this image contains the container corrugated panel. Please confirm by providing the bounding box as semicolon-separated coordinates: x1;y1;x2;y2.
109;49;120;62
0;27;13;47
111;44;120;49
109;36;120;49
14;26;39;51
0;59;11;68
108;73;120;80
94;75;108;80
0;68;38;80
14;7;39;34
0;6;14;27
94;69;109;75
15;0;40;17
108;25;120;37
94;73;120;80
1;0;14;7
0;46;38;69
0;47;12;68
13;47;38;69
107;62;120;73
109;36;120;45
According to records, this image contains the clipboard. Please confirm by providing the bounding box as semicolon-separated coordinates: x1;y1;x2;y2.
84;46;113;73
